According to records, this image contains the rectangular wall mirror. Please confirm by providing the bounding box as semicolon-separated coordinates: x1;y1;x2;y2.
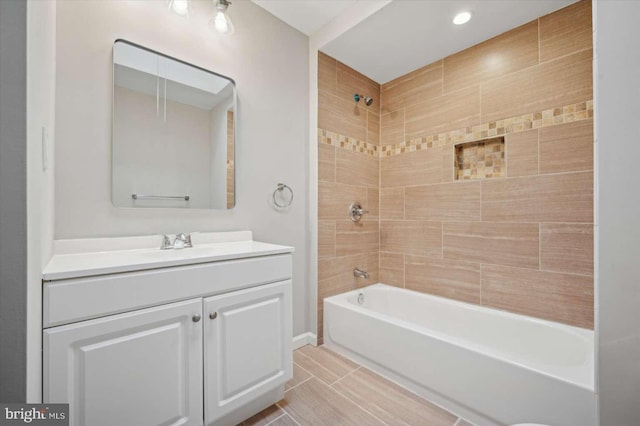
112;40;236;209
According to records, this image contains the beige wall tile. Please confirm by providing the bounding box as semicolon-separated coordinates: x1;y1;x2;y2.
318;221;335;260
507;129;538;177
381;60;443;114
481;264;594;328
481;49;592;123
380;187;404;220
367;111;380;146
380;220;442;258
405;181;481;221
319;91;367;141
406;85;481;140
381;148;442;188
318;182;367;221
318;253;367;284
379;252;405;287
442;145;454;182
443;222;539;269
336;149;379;188
405;255;481;304
363;251;379;287
281;378;385;425
318;143;335;183
332;368;458;426
318;52;337;95
444;21;539;93
539;119;593;174
366;188;379;219
335;220;379;257
482;171;593;222
380;109;405;146
541;223;593;276
540;0;592;63
336;61;380;109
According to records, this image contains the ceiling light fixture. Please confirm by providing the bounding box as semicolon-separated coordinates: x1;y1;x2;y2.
210;0;235;35
168;0;190;17
453;11;472;25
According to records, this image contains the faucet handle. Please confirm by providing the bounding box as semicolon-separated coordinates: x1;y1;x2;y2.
183;232;193;248
173;232;194;249
160;234;173;250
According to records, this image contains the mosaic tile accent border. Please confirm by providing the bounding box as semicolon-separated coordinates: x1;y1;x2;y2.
318;129;379;156
381;100;593;157
318;99;593;159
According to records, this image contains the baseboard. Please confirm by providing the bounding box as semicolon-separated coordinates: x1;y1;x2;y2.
292;332;317;349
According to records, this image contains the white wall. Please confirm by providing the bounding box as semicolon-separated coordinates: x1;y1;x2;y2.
113;86;213;209
54;1;309;335
26;0;56;401
594;0;640;423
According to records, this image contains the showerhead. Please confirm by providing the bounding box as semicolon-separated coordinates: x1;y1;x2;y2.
354;93;374;106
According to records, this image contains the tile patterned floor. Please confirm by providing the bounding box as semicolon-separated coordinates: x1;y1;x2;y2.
240;345;475;426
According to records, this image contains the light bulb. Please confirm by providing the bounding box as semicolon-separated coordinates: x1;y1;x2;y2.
210;0;234;35
214;11;229;33
453;12;472;25
170;0;189;17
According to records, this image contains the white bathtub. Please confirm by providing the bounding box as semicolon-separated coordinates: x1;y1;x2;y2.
323;284;596;426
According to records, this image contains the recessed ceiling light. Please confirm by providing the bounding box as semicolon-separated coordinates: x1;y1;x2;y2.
453;12;472;25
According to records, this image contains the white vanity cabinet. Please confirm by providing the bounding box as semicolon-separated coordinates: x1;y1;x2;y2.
44;299;204;426
204;281;291;425
42;233;294;426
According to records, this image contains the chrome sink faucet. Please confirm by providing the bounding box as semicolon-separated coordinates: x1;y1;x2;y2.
160;233;194;250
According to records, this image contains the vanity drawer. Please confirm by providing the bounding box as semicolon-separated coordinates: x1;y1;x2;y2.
43;254;292;328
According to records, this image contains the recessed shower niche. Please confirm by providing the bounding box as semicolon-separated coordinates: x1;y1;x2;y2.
454;137;505;180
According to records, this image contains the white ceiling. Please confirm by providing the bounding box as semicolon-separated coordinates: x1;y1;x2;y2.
255;0;578;84
251;0;358;36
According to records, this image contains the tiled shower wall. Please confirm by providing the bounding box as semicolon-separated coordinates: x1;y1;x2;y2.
317;53;381;341
318;0;594;339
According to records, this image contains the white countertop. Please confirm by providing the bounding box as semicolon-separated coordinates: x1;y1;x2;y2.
43;231;294;281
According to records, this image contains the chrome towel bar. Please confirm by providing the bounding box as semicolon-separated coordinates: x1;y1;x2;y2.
132;194;190;201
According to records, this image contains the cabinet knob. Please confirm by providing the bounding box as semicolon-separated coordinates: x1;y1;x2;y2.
209;312;218;320
192;314;201;323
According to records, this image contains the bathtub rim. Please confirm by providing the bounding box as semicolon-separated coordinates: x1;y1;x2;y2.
324;283;595;392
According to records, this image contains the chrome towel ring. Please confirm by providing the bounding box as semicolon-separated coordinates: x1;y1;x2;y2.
273;183;293;208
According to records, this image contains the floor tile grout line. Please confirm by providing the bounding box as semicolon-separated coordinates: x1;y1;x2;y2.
294;350;344;384
263;412;287;426
284;375;313;394
328;365;361;387
300;352;360;384
329;379;392;426
351;362;461;421
285;413;302;426
292;360;315;380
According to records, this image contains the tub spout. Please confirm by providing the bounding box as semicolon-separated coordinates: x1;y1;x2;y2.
354;268;369;279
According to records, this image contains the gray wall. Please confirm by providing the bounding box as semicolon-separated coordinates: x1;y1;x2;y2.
595;0;640;423
0;0;27;402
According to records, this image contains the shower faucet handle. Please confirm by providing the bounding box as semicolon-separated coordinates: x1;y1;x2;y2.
349;202;368;222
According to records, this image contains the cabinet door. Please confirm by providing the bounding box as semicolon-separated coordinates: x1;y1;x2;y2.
44;298;203;426
204;281;292;425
